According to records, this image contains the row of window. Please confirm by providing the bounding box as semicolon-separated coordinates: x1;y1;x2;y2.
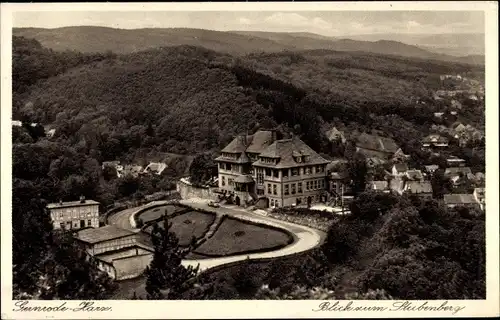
221;176;234;187
266;179;325;196
263;165;325;178
283;179;325;195
55;211;96;220
59;219;93;230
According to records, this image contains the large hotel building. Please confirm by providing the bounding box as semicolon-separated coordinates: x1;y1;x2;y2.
215;130;329;208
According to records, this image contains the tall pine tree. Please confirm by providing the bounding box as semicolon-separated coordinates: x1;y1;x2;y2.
145;215;199;299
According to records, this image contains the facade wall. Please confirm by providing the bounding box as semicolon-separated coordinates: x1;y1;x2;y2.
90;235;137;255
50;204;99;230
176;179;219;201
113;254;154;280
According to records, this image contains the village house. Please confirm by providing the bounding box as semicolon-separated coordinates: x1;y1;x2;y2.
403;181;433;199
47;196;99;230
443;194;481;211
450;99;463;109
444;167;473;186
215;130;329;208
102;161;123;171
446;156;466;167
392;163;409;177
325;126;346;144
424;165;439;175
367;181;389;193
433;112;445;119
144;162;167;175
392;148;410;163
355;133;399;160
74;225;154;280
12;120;22;127
473;187;485;211
422;134;449;149
120;165;144;178
326;161;351;206
45;128;56;138
406;169;424;181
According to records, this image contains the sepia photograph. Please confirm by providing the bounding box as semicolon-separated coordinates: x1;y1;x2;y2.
1;2;499;319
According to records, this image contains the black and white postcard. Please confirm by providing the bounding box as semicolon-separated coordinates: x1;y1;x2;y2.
1;2;498;319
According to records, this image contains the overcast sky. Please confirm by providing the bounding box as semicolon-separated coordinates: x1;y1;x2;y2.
13;11;484;36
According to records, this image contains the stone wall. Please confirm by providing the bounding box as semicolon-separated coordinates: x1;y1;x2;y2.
176;178;219;201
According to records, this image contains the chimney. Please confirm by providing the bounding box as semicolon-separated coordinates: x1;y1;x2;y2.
80;195;85;204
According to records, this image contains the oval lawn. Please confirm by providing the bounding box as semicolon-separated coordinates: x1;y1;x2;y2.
192;216;294;257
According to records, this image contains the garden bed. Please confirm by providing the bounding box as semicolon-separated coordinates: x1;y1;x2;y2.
144;210;216;247
137;204;186;223
192;216;294;257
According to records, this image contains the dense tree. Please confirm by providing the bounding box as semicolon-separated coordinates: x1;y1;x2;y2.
189;154;217;186
145;216;199;299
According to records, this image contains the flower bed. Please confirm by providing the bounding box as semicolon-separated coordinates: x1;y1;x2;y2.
192;216;294;257
144;210;216;247
268;208;340;232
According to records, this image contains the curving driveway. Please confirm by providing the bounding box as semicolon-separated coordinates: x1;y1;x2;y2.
107;199;326;273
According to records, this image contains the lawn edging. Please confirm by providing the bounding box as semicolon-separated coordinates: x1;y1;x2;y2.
191;215;295;258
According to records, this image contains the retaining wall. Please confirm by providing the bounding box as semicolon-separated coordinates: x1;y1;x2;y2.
176;179;219;201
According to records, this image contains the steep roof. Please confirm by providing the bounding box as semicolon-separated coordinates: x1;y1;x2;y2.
246;131;275;154
404;181;433;194
221;135;249;153
356;133;399;154
75;225;136;244
444;194;478;205
253;136;329;169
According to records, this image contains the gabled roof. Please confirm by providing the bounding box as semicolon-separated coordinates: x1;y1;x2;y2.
253;136;329;169
393;163;409;173
221;130;275;154
444;194;478;205
246;131;275;154
406;170;424;181
221;135;249;154
75;225;135;244
404;181;433;194
444;167;472;177
356;133;399;154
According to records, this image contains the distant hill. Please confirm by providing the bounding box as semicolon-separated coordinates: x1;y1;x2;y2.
13;27;483;65
12;26;294;55
344;32;485;56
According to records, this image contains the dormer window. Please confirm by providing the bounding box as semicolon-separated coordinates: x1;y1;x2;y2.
296;157;302;163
